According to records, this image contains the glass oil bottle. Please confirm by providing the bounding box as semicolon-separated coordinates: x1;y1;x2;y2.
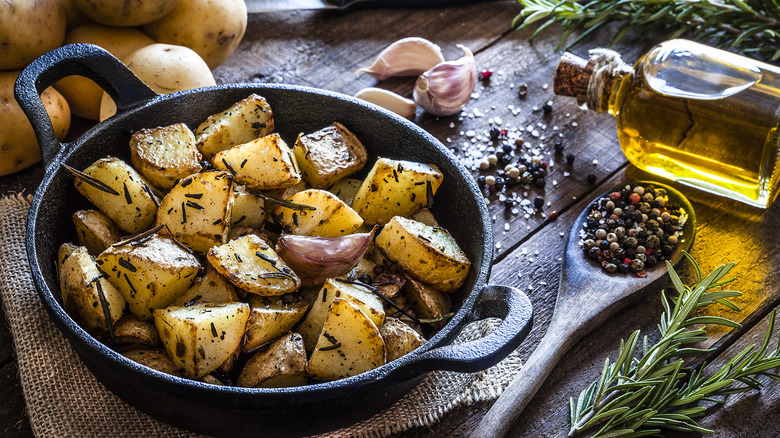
554;39;780;208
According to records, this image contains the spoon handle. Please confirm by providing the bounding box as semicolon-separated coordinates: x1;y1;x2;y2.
470;317;580;438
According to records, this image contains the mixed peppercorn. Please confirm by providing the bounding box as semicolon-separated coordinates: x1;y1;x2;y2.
579;183;687;277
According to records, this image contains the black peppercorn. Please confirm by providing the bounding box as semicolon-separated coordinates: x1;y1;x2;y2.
542;103;553;114
533;178;546;188
566;153;575;164
489;127;501;140
504;199;514;208
494;177;505;190
588;247;601;259
477;175;486;187
587;174;597;184
358;273;373;284
554;141;564;154
534;196;544;209
502;143;513;154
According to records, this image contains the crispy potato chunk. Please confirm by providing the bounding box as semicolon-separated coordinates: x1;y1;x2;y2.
156;170;234;254
380;317;426;362
272;189;363;237
96;234;201;319
213;133;301;191
375;216;470;293
123;349;183;377
243;295;309;353
129;123;202;190
195;93;274;159
154;302;250;379
207;234;301;296
113;316;161;350
57;242;79;275
238;333;308;388
73;209;122;255
170;268;238;306
72;157;158;233
308;298;385;381
292;122;367;189
402;275;452;329
329;177;362;206
60;246;126;336
352;158;443;225
231;184;267;228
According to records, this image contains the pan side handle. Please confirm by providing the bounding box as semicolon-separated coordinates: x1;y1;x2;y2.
14;43;156;168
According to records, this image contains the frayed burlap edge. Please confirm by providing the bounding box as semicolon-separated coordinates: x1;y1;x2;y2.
0;193;523;438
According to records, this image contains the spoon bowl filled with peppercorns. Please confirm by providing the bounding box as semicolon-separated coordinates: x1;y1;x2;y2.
473;180;695;435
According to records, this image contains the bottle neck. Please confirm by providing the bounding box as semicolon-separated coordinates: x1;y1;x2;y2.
584;49;634;114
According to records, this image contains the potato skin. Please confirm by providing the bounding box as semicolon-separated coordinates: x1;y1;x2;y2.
0;0;67;70
72;0;179;26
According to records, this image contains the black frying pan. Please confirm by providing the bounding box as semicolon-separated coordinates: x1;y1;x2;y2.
16;44;533;437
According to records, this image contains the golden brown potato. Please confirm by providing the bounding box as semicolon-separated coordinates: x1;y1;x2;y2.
308;298;385;381
352;158;443;225
231;185;267;229
57;242;79;276
207;234;301;297
96;234;201;319
156;170;234;254
170;268;238;307
380;317;426;362
195;93;274;159
410;208;439;227
72;0;179;26
0;1;66;70
292;123;367;189
329;178;363;206
129;123;202;190
238;333;308;388
213;133;301;191
272;189;363;237
72;209;122;255
403;275;452;329
123;349;182;376
243;295;309;353
112;316;161;350
154;302;250;379
375;216;470;293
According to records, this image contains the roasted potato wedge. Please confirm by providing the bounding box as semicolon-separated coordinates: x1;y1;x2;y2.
156;170;234;254
195;93;274;159
73;209;122;255
154;302;250;379
238;332;308;388
213;133;301;191
410;208;439;227
112;315;161;350
129;123;202;190
57;242;79;275
170;268;238;306
243;295;309;353
272;189;363;237
308;298;385;381
375;216;470;293
352;158;443;225
123;349;183;377
380;317;426;362
402;274;452;329
329;177;363;206
231;184;267;228
207;234;301;296
96;234;201;319
71;157;158;233
292;122;367;189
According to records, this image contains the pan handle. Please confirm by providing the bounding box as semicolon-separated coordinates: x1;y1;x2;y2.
384;285;533;383
14;43;156;168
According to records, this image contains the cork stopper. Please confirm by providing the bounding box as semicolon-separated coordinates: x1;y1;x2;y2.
553;52;592;105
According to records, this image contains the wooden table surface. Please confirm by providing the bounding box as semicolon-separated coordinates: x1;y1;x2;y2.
3;2;780;436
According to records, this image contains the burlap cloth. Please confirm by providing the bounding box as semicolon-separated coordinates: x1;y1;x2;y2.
0;192;524;437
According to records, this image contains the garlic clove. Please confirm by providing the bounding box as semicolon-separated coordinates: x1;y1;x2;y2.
354;87;417;119
276;230;374;286
355;37;445;81
413;44;476;117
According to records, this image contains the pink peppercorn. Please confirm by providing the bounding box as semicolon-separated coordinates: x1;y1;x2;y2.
629;193;641;204
478;70;493;80
609;191;621;201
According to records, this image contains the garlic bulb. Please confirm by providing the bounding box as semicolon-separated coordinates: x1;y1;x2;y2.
356;37;445;80
355;87;416;119
413;44;476;117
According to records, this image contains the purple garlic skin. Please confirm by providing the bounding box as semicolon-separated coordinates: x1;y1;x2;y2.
413;44;476;117
276;230;374;286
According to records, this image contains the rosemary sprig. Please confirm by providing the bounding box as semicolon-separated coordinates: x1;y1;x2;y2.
514;0;780;61
569;252;780;437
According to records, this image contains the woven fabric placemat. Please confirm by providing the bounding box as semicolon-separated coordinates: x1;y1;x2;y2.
0;193;523;437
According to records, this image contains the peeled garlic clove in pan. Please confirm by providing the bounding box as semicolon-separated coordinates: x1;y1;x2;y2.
355;37;445;80
413;44;476;117
354;87;417;119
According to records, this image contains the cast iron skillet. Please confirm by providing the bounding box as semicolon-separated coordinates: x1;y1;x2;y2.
17;44;533;437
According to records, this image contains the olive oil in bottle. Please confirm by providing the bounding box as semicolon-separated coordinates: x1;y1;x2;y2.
555;39;780;208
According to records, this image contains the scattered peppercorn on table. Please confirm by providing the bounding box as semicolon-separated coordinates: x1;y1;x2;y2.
3;3;780;437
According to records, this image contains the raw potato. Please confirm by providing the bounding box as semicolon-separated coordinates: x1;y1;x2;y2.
292;123;368;189
59;247;126;337
308;298;385;381
96;234;201;319
72;157;158;234
123;349;182;376
231;185;267;228
195;94;274;159
272;189;363;237
207;234;301;297
156;170;234;254
1;71;70;176
380;317;426;362
112;316;161;350
352;158;443;225
170;268;238;307
0;0;66;70
298;278;385;351
402;275;452;329
243;295;309;353
153;302;250;379
54;25;154;119
238;333;308;388
142;0;248;69
213;133;301;191
72;0;179;26
100;44;216;120
72;209;122;255
329;178;363;206
129;123;203;190
375;216;470;293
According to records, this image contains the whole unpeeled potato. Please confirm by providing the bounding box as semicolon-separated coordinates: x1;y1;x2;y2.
54;25;154;120
72;0;180;27
142;0;247;69
0;0;67;70
0;71;71;176
99;44;216;121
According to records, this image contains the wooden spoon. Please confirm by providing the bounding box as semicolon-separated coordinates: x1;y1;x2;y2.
472;180;696;438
